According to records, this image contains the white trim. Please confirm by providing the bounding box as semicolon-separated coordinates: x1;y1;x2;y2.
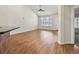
71;7;75;44
58;40;74;45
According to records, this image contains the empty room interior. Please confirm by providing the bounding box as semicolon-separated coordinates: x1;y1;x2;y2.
0;5;79;54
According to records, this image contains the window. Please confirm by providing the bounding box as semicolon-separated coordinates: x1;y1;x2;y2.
40;16;53;26
75;18;79;28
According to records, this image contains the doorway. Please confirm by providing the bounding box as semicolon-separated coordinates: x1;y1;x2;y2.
74;6;79;45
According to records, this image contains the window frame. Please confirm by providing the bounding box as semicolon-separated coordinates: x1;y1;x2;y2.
40;16;53;26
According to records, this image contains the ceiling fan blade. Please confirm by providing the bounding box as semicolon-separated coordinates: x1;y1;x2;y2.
38;9;44;11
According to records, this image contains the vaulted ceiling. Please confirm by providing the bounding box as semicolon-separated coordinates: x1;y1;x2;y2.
28;5;58;16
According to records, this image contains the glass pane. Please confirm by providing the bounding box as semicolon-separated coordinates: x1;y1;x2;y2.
75;22;77;28
40;16;53;26
78;23;79;28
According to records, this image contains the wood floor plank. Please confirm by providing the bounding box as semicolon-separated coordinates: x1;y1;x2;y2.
0;30;79;54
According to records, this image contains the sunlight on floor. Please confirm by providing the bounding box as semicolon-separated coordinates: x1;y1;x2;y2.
40;31;54;45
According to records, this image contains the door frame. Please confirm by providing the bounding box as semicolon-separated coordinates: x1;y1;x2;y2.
71;6;79;44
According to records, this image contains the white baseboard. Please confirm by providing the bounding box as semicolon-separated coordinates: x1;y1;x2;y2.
58;40;74;45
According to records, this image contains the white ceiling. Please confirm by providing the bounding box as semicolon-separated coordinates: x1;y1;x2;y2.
28;5;58;16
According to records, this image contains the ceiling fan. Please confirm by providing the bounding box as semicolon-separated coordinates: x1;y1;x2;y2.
38;5;44;12
29;5;45;16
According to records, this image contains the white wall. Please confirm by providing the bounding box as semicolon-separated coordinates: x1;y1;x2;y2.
0;5;38;34
0;6;8;26
52;14;59;30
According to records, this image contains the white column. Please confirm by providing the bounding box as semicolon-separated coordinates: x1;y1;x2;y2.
58;5;74;44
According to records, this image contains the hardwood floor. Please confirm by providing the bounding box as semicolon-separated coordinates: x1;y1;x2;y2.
1;30;79;54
